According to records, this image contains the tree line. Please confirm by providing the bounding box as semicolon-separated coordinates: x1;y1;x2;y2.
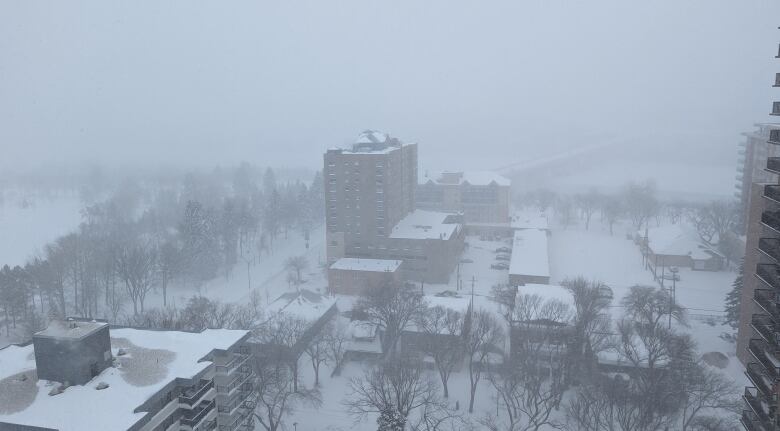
0;163;325;338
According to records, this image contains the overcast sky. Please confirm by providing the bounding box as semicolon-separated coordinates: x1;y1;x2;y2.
1;0;779;173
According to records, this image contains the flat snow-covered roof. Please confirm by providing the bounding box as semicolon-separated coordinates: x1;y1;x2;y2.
330;258;402;273
511;213;549;231
641;224;720;260
421;171;510;187
0;327;249;431
509;229;550;278
35;319;107;339
389;210;459;240
265;289;337;321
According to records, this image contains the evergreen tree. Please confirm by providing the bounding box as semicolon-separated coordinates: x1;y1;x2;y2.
376;407;405;431
725;259;743;330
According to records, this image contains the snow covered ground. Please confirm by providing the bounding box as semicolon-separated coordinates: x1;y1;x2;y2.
0;192;83;267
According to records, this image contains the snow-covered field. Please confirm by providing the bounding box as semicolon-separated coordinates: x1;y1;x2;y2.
0;193;83;267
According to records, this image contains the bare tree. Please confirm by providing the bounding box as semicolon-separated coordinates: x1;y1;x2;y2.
600;196;622;235
677;360;740;431
465;309;504;413
304;324;329;386
483;364;564;431
623;181;658;230
561;277;613;381
575;190;601;230
325;319;350;375
254;313;309;392
344;357;440;421
252;357;321;431
284;255;308;287
357;282;425;355
621;285;685;329
415;305;464;398
115;240;157;315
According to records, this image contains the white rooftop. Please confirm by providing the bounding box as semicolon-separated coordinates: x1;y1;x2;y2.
509;229;550;278
641;224;720;260
330;258;402;273
34;319;107;339
424;292;472;314
389;210;459;240
510;213;549;231
422;171;511;187
0;327;248;431
355;130;389;145
265;289;337;321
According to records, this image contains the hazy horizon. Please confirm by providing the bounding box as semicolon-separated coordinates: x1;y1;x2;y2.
2;1;779;173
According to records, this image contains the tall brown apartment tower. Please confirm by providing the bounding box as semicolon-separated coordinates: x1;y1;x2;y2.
324;130;418;266
736;124;780;234
738;29;780;431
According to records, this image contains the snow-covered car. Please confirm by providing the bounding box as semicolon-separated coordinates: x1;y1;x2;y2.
491;262;509;270
460;258;474;263
495;246;511;253
495;254;511;261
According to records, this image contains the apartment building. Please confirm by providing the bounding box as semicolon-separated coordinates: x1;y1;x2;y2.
736;124;780;233
738;30;780;431
417;171;511;223
0;320;255;431
324;130;418;265
324;131;464;285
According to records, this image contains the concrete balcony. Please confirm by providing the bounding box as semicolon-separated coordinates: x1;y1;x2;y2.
759;238;780;263
181;399;216;429
768;157;780;174
179;380;214;407
772;102;780;116
775;73;780;88
754;289;780;323
762;210;780;232
757;264;780;290
752;314;780;347
764;185;780;204
748;339;780;381
771;129;780;145
744;387;775;431
746;361;775;402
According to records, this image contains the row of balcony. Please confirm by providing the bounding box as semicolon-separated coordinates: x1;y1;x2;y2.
756;264;780;292
216;353;251;375
746;361;775;403
773;102;780;116
744;387;776;431
181;399;216;428
748;339;780;381
761;210;780;232
180;380;214;407
754;289;780;323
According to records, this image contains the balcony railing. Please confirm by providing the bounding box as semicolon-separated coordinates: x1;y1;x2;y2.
768;158;780;174
761;211;780;232
744;387;773;429
752;314;780;347
765;185;780;204
759;238;780;263
181;399;215;428
215;353;250;375
754;289;780;323
748;339;780;381
757;264;780;290
746;362;775;401
741;410;761;431
772;102;780;116
770;129;780;145
179;380;214;407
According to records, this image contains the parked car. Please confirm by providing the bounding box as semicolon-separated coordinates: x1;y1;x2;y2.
495;254;511;261
491;262;509;270
495;246;511;253
460;258;474;264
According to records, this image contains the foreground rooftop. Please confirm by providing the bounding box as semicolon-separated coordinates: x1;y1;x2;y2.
0;327;248;431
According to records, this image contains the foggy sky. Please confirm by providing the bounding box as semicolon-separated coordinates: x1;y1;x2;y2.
1;0;779;173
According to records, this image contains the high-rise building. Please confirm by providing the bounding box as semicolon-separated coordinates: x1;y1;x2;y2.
738;29;780;431
736;124;780;234
324;130;418;266
324;131;464;287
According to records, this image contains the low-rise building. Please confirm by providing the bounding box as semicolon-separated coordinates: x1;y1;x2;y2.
508;229;551;286
0;320;254;431
417;171;511;223
635;224;724;272
328;258;402;295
